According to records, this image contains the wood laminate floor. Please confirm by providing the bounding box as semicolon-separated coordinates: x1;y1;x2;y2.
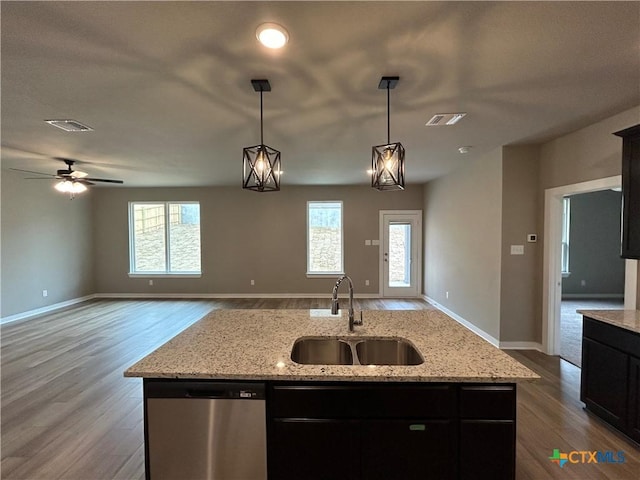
1;299;638;479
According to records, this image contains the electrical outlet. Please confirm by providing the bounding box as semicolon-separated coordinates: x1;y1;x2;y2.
365;280;370;286
446;291;449;299
581;280;586;287
42;290;48;298
251;280;255;286
149;279;153;286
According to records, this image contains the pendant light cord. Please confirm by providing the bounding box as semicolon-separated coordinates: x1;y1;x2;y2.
386;82;390;144
260;90;264;145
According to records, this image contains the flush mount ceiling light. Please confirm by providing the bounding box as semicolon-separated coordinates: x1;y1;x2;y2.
256;23;289;49
458;146;472;154
44;119;93;132
371;76;405;191
242;79;281;192
425;113;467;126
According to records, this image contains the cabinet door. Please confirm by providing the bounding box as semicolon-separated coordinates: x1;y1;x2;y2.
361;420;455;480
460;420;515;480
616;125;640;259
628;356;640;443
581;338;629;430
269;419;359;480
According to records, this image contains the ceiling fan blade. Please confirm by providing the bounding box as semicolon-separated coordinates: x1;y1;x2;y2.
24;177;60;180
73;171;89;178
10;167;57;177
84;177;124;184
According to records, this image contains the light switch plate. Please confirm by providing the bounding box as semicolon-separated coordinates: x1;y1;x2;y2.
365;240;371;246
510;245;525;255
372;239;380;246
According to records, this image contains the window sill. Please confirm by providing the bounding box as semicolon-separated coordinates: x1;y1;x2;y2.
306;272;345;279
128;273;202;278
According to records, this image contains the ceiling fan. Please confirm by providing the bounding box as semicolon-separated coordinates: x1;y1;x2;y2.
11;158;123;197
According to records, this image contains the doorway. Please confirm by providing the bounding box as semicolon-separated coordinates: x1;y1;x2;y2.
559;190;625;366
379;211;422;297
542;176;637;356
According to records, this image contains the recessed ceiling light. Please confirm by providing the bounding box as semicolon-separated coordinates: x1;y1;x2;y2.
45;119;93;132
256;23;289;49
458;146;471;154
425;113;467;126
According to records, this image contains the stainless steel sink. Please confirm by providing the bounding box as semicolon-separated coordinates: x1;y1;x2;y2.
290;338;353;365
291;336;423;366
355;338;423;365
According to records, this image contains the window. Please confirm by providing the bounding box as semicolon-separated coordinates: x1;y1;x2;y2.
561;197;570;275
129;202;201;275
307;201;343;275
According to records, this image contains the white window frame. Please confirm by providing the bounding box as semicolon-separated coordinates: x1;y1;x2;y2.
128;201;202;277
306;201;344;277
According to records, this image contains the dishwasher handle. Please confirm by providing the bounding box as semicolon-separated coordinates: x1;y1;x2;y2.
185;388;228;398
145;379;266;400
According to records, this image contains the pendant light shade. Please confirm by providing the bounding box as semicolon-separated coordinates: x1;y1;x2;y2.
372;76;405;191
243;79;281;192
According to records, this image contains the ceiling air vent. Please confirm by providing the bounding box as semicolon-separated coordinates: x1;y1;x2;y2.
45;119;93;132
425;113;466;126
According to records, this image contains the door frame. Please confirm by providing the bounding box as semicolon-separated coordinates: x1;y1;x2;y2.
542;175;637;355
378;210;422;297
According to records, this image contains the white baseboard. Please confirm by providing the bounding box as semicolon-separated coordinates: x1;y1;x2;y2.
93;292;380;299
561;294;624;300
1;295;95;325
424;296;500;347
499;341;544;351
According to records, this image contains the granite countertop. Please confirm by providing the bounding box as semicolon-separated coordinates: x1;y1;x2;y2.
124;309;539;383
578;309;640;335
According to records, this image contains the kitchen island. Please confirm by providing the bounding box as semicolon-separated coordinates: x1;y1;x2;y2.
579;309;640;444
125;309;539;480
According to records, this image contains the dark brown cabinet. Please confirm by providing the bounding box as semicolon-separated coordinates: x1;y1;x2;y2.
267;382;516;480
614;124;640;259
581;316;640;443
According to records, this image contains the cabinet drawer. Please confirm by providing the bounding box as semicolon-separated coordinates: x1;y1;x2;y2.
460;385;516;420
583;317;640;356
269;383;455;419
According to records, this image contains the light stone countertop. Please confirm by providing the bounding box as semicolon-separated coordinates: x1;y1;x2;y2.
124;309;540;382
578;309;640;335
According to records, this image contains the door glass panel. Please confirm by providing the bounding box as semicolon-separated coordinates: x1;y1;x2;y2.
388;223;411;287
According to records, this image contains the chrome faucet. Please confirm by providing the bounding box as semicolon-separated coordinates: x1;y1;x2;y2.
331;274;363;332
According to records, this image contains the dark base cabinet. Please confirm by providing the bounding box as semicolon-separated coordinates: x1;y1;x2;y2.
581;316;640;444
267;382;516;480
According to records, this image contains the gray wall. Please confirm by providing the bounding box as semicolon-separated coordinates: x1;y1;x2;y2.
422;105;639;344
562;190;624;296
1;169;94;317
500;145;541;343
423;149;503;340
92;185;424;295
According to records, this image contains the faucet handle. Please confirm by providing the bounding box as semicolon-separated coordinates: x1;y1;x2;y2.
330;298;339;315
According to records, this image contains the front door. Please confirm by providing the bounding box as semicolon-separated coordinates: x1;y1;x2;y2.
380;211;422;297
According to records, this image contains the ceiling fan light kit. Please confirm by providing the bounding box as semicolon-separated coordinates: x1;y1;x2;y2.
11;158;123;199
242;79;281;192
371;76;405;191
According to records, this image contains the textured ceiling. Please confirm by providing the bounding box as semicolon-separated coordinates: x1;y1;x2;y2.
2;1;639;187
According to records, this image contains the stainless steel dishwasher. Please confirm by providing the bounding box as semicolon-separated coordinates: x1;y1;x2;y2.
144;380;267;480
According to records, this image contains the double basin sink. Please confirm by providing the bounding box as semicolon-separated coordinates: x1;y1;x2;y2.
291;336;423;366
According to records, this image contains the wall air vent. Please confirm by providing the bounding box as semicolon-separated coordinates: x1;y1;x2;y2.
45;119;93;132
425;113;467;126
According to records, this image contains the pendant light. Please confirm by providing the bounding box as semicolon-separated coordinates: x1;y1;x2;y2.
242;79;281;192
371;76;405;191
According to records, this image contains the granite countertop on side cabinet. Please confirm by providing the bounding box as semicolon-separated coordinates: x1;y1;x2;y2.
124;309;539;382
577;309;640;335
